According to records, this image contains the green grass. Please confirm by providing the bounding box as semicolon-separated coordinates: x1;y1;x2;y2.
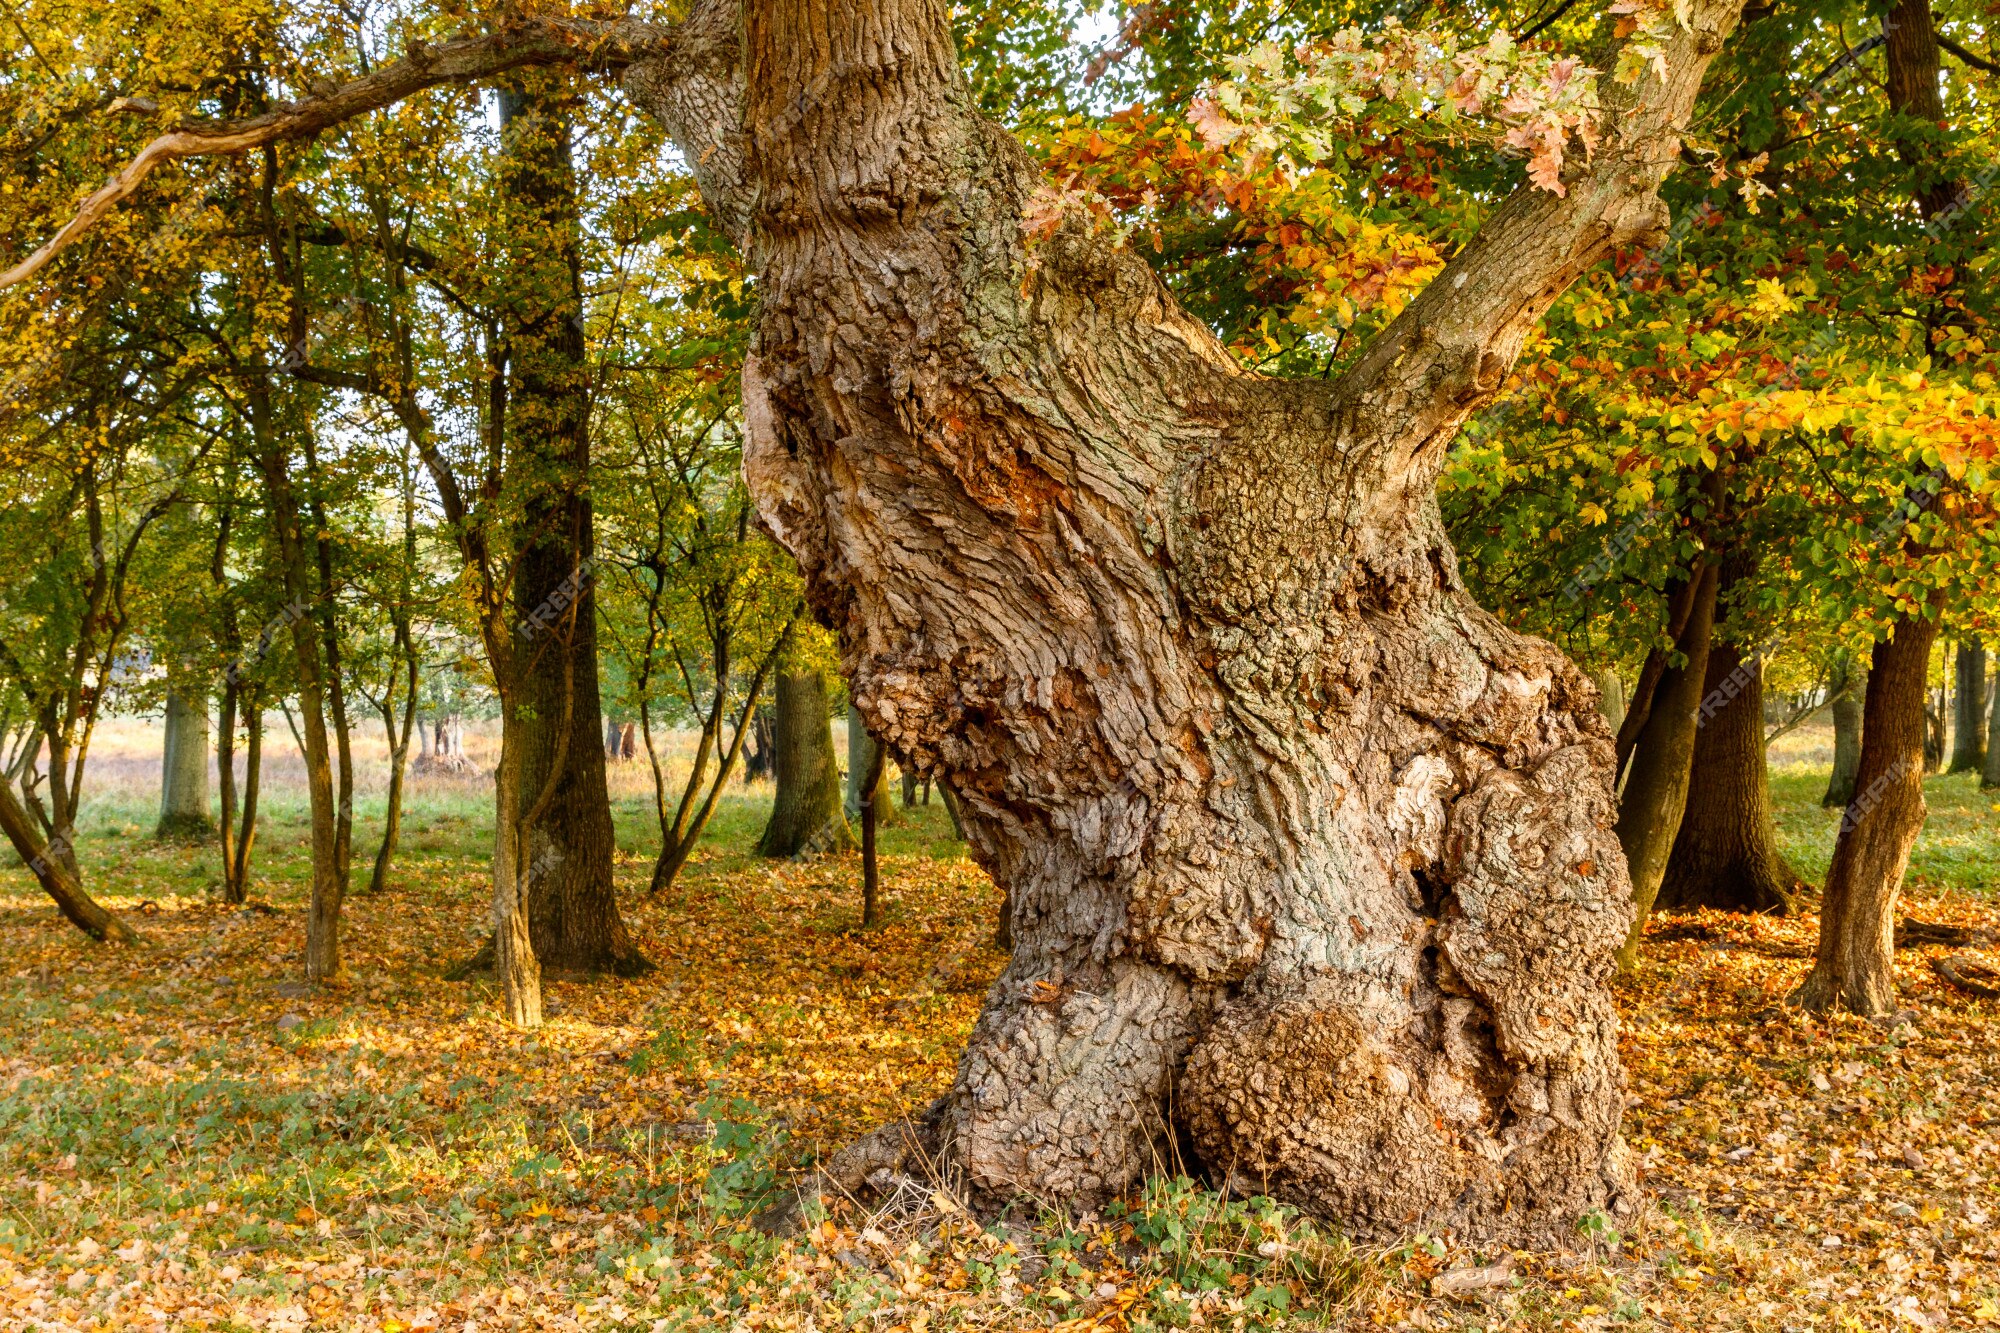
1770;769;2000;900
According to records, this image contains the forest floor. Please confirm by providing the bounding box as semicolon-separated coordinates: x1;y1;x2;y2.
0;724;1997;1331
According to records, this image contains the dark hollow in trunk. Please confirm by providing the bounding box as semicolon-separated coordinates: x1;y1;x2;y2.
1615;560;1720;963
757;665;851;858
1823;652;1867;807
1948;643;1986;774
1656;640;1798;914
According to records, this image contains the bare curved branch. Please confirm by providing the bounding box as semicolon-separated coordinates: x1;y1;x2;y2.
0;17;675;289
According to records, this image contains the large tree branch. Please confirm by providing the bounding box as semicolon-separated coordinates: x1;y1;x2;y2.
0;17;675;289
1332;1;1746;481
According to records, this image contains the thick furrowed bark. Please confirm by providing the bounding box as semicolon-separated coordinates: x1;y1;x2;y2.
616;0;1748;1242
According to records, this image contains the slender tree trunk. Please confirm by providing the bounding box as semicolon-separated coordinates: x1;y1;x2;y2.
938;779;965;840
1948;643;1986;773
370;647;420;895
214;690;263;904
1614;569;1707;778
860;744;884;927
0;776;135;942
235;703;263;896
156;680;214;839
1656;637;1798;914
1796;605;1940;1013
498;82;644;977
1615;560;1721;964
622;0;1744;1239
1824;652;1867;806
648;644;779;895
757;664;851;857
1796;0;1951;1018
1923;686;1945;772
491;721;543;1025
250;381;347;983
217;679;243;903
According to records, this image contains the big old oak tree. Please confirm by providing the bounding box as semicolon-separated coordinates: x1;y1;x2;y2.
10;0;1749;1241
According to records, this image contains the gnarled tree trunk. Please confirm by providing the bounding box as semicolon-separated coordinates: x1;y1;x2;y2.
1656;638;1798;914
624;0;1745;1240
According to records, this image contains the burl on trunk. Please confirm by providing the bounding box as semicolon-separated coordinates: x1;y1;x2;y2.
625;0;1745;1240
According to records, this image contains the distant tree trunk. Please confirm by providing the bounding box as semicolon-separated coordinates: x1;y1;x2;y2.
860;744;884;927
1615;559;1720;965
758;664;851;857
846;702;898;826
500;82;646;977
743;705;775;782
1824;652;1867;806
1796;603;1940;1013
1948;643;1986;773
1590;668;1627;735
938;779;965;840
370;640;420;895
1984;658;2000;789
156;680;214;839
1656;637;1798;914
1923;685;1945;773
370;451;422;897
221;701;263;901
0;777;136;942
